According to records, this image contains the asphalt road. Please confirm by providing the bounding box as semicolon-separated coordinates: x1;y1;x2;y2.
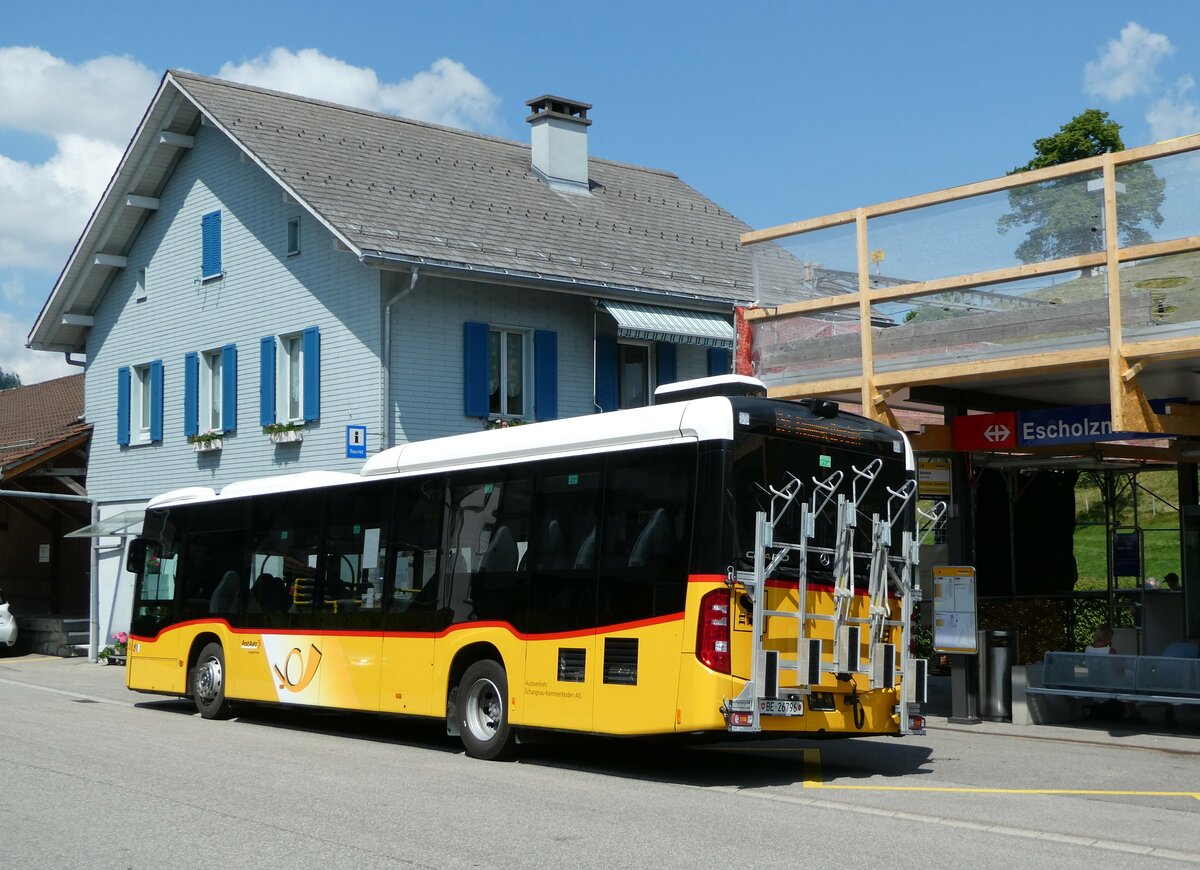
2;654;1198;869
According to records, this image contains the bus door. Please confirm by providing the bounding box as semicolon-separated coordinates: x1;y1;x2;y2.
522;461;601;732
380;477;445;718
127;524;181;693
316;484;389;712
249;492;323;705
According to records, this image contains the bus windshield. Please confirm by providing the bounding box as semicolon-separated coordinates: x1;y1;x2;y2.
731;429;910;580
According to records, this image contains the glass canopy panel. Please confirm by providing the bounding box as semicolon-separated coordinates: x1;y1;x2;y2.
750;222;858;307
867;168;1104;283
1115;152;1200;247
872;270;1110;374
749;308;865;390
1119;251;1200;337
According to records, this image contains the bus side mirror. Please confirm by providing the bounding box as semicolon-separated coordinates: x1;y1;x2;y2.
126;539;148;574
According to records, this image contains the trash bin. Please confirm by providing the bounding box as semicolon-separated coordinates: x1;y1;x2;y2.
977;630;1013;722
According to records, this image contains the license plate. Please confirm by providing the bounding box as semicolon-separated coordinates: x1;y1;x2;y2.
759;698;804;717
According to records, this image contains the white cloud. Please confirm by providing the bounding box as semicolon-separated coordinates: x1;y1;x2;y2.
2;273;23;305
0;48;158;273
0;310;74;384
217;49;501;132
0;134;124;271
0;46;158;144
1085;22;1174;101
1146;75;1200;141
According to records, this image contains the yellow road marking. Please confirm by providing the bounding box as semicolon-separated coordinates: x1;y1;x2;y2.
802;749;1200;800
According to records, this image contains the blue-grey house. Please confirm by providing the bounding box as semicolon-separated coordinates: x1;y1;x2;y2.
27;72;759;648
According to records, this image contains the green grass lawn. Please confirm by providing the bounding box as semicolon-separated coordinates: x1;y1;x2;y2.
1072;469;1180;590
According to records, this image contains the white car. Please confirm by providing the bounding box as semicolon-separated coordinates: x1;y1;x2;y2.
0;590;17;650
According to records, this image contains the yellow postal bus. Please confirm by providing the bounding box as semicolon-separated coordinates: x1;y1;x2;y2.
125;376;937;758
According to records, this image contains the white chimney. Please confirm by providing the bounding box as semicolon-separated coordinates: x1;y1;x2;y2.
526;95;592;195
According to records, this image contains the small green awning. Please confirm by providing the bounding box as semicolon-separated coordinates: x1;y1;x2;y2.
602;300;734;349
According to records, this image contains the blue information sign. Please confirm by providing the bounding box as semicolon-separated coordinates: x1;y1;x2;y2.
346;425;367;459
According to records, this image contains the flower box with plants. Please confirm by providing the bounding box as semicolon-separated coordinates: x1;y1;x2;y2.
264;421;304;444
99;631;128;665
483;417;527;430
188;431;223;452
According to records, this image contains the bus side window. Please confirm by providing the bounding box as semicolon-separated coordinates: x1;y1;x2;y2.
445;472;532;625
599;446;694;623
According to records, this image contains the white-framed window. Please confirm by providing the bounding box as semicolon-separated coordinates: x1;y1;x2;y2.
279;332;304;423
133;364;153;441
200;349;223;432
287;217;301;256
618;340;654;410
488;326;531;418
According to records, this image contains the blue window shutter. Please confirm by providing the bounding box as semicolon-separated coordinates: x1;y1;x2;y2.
302;326;320;421
463;322;489;418
534;329;558;421
184;352;199;437
707;348;731;376
201;210;221;277
117;367;131;446
259;336;276;427
594;336;617;412
222;344;237;432
149;359;164;443
656;342;677;387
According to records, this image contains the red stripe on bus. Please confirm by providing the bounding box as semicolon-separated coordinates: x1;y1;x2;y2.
130;612;685;645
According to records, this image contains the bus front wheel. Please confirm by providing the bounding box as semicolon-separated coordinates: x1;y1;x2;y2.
192;642;232;720
457;660;515;760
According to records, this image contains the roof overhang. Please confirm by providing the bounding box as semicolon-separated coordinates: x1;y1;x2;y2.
27;71;363;355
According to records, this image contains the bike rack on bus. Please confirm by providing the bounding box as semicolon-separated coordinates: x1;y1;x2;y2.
726;460;946;735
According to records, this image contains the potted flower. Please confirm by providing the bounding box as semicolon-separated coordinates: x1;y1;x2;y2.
188;430;223;452
483;417;527;430
264;421;304;444
99;631;129;665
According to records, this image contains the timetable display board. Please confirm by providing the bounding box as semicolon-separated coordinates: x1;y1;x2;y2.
933;566;978;654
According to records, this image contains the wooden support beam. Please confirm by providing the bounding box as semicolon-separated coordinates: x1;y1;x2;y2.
125;194;160;210
158;131;194;148
93;253;126;268
61;314;94;327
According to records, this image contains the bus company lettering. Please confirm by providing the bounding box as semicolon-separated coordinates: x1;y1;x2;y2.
1021;416;1111;443
272;644;322;693
240;640;261;652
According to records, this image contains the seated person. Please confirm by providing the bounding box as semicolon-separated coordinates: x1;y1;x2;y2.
1085;626;1115;655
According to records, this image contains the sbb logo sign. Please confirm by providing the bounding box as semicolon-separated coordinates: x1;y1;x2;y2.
953;412;1017;451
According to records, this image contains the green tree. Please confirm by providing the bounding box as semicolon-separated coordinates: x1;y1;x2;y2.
0;367;20;390
997;110;1165;266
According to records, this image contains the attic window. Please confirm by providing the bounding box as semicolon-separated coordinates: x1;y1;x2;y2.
287;217;301;256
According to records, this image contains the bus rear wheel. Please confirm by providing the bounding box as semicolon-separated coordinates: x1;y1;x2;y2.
192;642;232;720
457;660;515;760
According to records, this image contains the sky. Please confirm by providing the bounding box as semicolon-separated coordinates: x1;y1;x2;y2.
2;1;1198;384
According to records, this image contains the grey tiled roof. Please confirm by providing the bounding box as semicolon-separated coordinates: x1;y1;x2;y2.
172;71;757;304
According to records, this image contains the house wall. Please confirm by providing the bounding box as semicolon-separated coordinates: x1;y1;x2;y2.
85;123;382;506
389;274;712;444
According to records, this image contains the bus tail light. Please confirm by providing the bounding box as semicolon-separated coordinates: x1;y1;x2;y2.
696;589;731;674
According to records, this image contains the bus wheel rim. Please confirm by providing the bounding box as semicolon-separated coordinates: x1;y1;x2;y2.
196;657;222;703
465;678;501;741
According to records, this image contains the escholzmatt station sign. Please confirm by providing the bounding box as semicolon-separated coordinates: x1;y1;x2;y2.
953;401;1174;451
